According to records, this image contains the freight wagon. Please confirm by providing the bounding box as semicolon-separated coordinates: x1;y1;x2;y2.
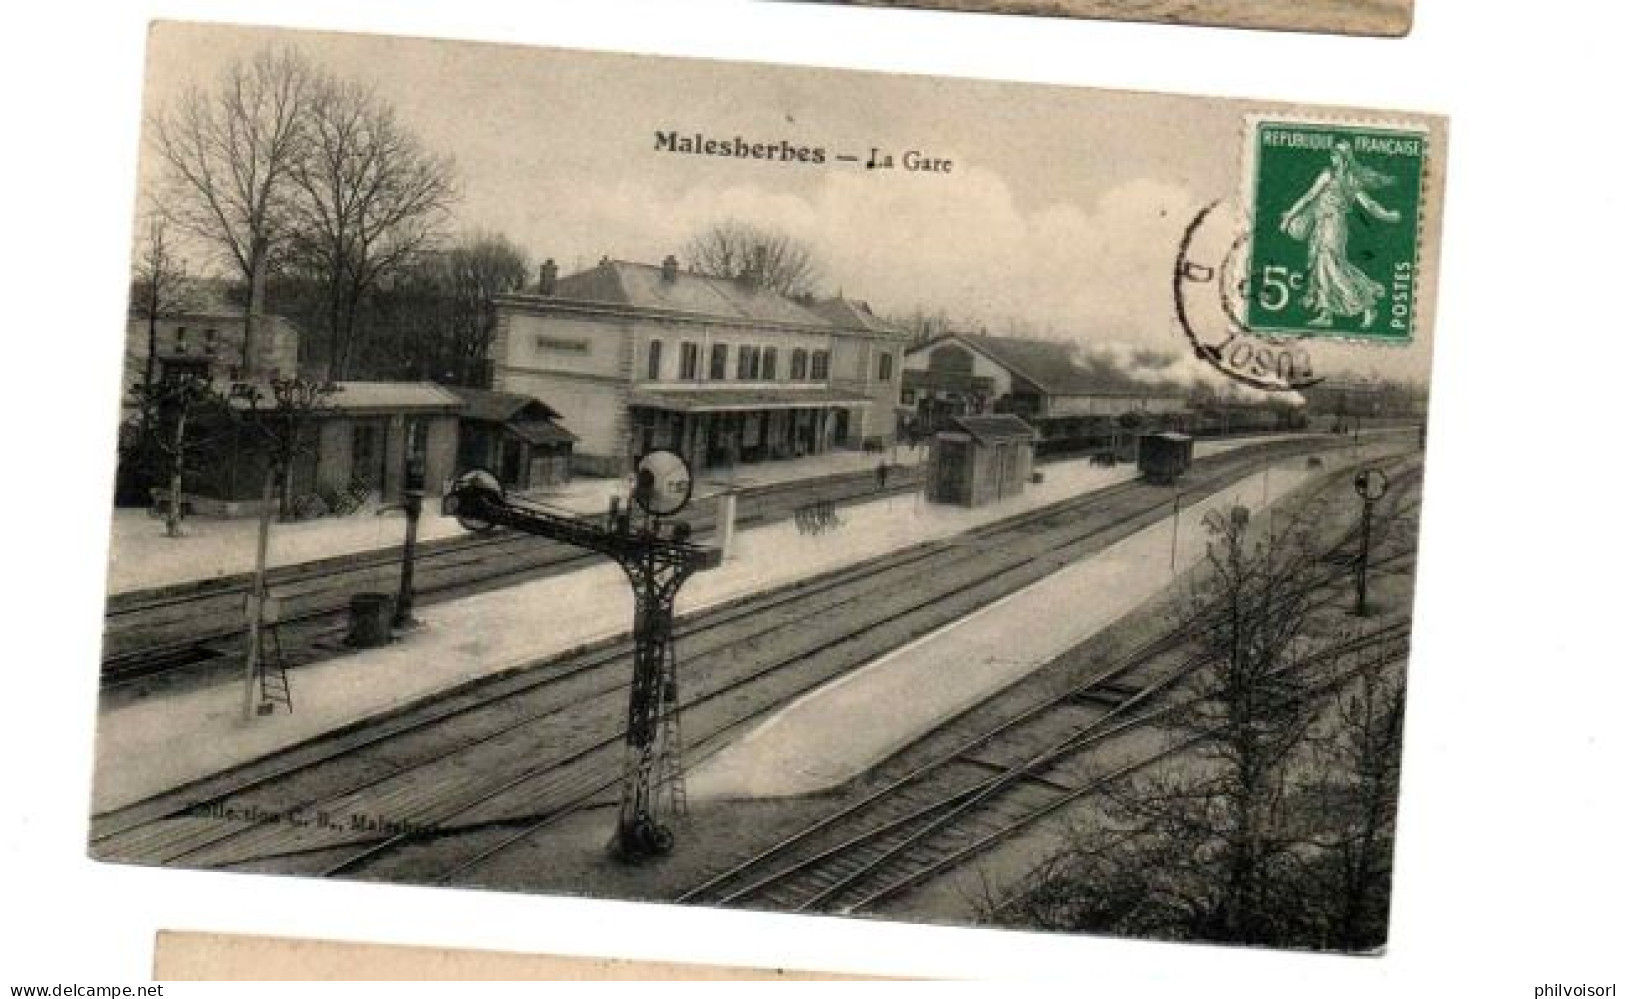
1137;431;1193;485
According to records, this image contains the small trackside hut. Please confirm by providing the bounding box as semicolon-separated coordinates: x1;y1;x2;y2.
926;414;1037;507
1137;430;1194;485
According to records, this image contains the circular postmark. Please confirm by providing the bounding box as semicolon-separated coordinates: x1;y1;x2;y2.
1174;199;1323;393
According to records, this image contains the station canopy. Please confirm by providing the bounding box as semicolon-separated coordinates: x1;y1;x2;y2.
628;388;873;413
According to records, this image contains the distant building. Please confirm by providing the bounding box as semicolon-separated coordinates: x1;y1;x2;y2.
124;311;301;403
902;333;1187;455
490;256;909;476
925;414;1037;507
188;381;465;516
447;386;577;491
1301;379;1427;424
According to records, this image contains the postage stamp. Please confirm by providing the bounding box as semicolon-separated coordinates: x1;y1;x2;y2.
1243;120;1430;342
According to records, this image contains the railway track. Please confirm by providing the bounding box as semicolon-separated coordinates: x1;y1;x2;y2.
100;465;927;685
91;435;1355;877
103;428;1406;682
670;457;1425;915
677;620;1413;916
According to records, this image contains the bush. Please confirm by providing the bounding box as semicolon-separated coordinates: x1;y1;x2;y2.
290;492;330;521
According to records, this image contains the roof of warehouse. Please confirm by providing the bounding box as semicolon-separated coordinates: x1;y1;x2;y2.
916;333;1185;399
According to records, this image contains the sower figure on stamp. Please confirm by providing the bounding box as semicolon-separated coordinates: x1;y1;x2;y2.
1279;140;1403;329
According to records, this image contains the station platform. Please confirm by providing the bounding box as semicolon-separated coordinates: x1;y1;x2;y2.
89;435;1337;814
104;445;929;596
684;462;1318;799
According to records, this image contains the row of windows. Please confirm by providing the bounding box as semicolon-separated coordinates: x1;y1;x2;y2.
647;340;892;383
649;340;839;383
170;325;221;357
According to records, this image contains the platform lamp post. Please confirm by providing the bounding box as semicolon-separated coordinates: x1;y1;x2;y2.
392;451;427;630
1352;467;1388;617
1169;491;1183;575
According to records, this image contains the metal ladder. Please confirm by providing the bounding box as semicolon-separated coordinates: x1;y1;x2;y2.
656;666;688;820
254;596;293;715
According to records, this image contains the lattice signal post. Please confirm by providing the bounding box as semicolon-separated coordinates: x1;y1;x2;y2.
442;453;721;861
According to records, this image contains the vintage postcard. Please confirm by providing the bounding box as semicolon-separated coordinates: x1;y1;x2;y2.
776;0;1415;37
92;21;1445;958
152;931;897;980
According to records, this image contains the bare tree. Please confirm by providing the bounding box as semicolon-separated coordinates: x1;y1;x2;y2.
684;221;821;298
129;375;227;538
1299;667;1406;951
887;305;964;348
285;75;457;379
1174;505;1340;942
232;377;342;522
438;232;529;384
128;211;194;415
230;377;341;719
982;499;1409;949
151;48;316;374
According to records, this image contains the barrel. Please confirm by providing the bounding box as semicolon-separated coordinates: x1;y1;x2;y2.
347;592;395;648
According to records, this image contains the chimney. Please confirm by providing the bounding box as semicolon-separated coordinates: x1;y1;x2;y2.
738;243;768;289
538;258;558;296
661;254;679;283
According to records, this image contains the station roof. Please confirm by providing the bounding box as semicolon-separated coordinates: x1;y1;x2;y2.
628;387;874;413
508;419;579;446
950;414;1037;443
326;381;465;413
445;385;562;423
502;259;907;339
806;296;907;338
546;260;832;329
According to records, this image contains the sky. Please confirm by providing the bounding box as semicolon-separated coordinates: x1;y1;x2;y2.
138;20;1441;385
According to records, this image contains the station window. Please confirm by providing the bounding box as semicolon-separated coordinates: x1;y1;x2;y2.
762;346;778;380
679;342;700;380
737;345;761;380
710;343;728;380
811;350;830;380
204;328;219;356
790;349;808;380
878;351;893;382
173;326;188;354
647;339;663;380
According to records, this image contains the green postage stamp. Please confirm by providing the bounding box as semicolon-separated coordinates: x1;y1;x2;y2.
1245;119;1429;342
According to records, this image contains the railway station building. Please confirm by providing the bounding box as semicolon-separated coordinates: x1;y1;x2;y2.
901;333;1187;456
490;256;909;476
